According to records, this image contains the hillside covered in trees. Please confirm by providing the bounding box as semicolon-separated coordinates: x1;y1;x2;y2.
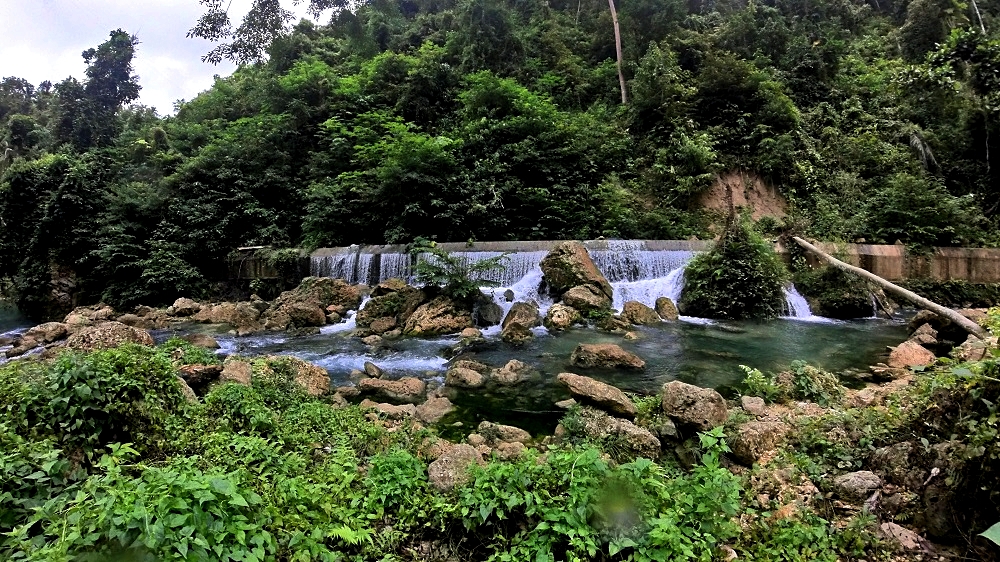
2;0;999;317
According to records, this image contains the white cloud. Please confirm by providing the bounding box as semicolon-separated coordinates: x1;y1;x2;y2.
0;0;320;115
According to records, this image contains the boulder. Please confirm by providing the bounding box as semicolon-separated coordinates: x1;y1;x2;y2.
361;335;383;346
572;408;661;460
171;298;201;316
740;396;767;417
363;361;385;378
24;322;68;344
451;359;491;373
177;364;223;389
879;523;927;553
475;300;504;327
556;372;637;418
427;444;484;491
285;302;328;327
596;315;632;334
193;302;263;334
539;241;613;302
953;334;998;362
728;421;790;465
620;301;661;326
262;277;364;330
220;358;253;386
562;284;612;313
177;377;198;403
655;297;679;321
403;296;474;337
357;377;426;404
117;313;162;330
369;316;397;335
182;333;221;349
832;471;882;501
887;340;936;369
660;381;728;432
360;399;416;420
502;302;541;330
279;356;330;396
492;359;534;386
445;367;486;389
570;343;645;370
501;323;533;344
63;305;116;330
372;278;409;296
65;321;154;352
494;441;527;461
478;421;532;445
416;396;455;424
356;285;428;329
460;327;483;339
543;303;582;331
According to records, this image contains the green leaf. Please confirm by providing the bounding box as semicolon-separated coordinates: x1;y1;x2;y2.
980;522;1000;546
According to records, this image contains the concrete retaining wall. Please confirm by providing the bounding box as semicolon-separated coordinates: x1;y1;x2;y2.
283;240;1000;283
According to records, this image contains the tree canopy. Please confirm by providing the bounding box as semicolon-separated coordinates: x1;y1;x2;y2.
1;0;999;317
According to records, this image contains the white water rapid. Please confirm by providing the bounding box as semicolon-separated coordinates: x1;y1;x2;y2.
312;241;826;323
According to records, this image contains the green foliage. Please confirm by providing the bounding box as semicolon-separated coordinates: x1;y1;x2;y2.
681;216;789;320
15;345;185;459
860;172;986;248
740;361;845;406
156;337;221;366
410;241;510;302
740;365;782;403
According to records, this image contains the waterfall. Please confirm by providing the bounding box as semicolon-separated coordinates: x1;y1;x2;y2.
781;285;833;322
611;267;687;311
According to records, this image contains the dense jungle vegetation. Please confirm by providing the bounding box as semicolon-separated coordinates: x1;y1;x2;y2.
1;313;998;561
2;0;1000;316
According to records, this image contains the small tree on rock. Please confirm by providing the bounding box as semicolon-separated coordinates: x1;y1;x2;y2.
680;212;788;320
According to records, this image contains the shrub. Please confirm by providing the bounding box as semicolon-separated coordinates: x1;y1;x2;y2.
681;216;788;320
17;345;185;459
409;240;510;303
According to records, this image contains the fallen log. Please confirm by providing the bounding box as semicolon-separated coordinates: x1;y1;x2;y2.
791;236;987;340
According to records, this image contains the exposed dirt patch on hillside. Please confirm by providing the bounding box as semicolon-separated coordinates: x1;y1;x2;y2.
697;170;788;220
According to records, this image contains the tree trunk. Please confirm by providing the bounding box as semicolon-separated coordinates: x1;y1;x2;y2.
608;0;628;104
791;237;987;340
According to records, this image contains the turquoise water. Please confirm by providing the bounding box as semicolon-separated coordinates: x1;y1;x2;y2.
0;302;30;335
158;315;908;427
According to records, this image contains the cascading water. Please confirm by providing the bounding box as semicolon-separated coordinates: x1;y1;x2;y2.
781;285;833;322
611;267;687;311
311;241;830;323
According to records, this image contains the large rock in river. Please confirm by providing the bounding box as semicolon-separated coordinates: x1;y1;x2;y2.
539;242;613;305
660;381;727;433
403;296;473;336
570;343;645;370
356;280;427;329
543;303;582;331
561;285;611;313
655;297;679;321
502;302;540;330
357;377;427;404
621;301;661;326
66;321;154;352
557;372;636;418
261;277;362;331
193;302;263;334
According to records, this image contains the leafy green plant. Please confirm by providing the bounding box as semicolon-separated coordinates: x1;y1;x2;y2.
157;337;220;366
680;215;789;320
17;345;185;459
740;364;782;402
410;241;510;303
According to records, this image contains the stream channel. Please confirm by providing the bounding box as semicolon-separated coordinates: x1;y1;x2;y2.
1;243;911;435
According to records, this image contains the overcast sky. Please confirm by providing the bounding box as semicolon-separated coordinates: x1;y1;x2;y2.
0;0;316;115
